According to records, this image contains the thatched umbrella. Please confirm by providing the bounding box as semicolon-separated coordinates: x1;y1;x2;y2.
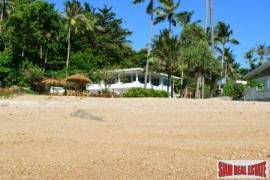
42;78;61;85
65;74;92;84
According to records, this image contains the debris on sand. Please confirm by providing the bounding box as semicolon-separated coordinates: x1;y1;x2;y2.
71;109;103;121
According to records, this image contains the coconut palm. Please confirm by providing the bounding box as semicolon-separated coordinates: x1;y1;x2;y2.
154;0;180;33
216;21;239;79
255;43;269;64
153;30;181;97
64;0;97;72
221;48;239;80
133;0;155;89
244;49;257;70
204;0;209;31
209;0;214;52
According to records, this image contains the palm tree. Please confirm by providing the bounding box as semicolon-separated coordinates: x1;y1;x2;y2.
133;0;155;89
64;0;96;72
153;30;181;97
204;0;209;31
209;0;214;52
174;11;193;28
244;49;257;70
216;21;239;79
154;0;180;33
222;48;239;80
255;43;269;64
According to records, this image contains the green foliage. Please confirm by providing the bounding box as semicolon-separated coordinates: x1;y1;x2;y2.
248;79;264;90
123;88;168;98
69;49;100;76
223;81;246;100
0;48;14;86
19;61;44;92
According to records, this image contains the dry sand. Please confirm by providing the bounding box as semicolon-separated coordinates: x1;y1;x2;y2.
0;95;269;179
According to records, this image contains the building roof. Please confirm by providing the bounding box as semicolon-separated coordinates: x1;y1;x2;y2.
109;68;181;80
244;61;270;79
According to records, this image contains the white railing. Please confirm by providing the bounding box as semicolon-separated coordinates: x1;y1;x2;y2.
86;81;170;94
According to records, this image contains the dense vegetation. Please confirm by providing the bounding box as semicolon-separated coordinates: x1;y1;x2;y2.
0;0;269;98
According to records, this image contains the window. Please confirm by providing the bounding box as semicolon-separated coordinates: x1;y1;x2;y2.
163;79;169;86
151;78;159;86
122;75;133;83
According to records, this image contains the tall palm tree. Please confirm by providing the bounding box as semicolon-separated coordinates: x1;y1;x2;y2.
204;0;209;31
133;0;155;89
64;0;96;72
216;21;239;79
255;43;269;64
209;0;214;52
153;30;181;97
154;0;180;33
222;48;238;80
244;49;257;70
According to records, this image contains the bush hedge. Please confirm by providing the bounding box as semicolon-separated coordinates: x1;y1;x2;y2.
123;88;168;98
223;81;246;100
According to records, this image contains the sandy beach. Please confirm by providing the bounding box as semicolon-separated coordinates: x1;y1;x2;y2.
0;95;269;179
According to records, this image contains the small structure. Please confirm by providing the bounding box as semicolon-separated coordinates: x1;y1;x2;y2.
86;68;181;95
42;78;66;96
65;74;91;96
244;61;270;101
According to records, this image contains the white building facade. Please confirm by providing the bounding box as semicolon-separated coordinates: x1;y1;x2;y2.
86;68;181;94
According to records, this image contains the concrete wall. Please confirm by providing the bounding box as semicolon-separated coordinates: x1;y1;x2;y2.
245;75;270;101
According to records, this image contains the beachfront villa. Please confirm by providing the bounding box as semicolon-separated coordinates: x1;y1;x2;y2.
86;68;181;94
244;61;270;101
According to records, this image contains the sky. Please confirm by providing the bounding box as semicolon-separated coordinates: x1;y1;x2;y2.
48;0;270;68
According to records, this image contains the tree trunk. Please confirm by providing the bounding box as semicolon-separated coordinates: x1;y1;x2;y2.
195;75;200;99
204;0;209;31
210;0;214;53
21;47;25;57
171;77;174;98
144;14;154;89
0;0;4;32
40;45;43;60
201;75;205;99
66;27;71;73
43;51;47;72
181;70;184;86
221;44;225;77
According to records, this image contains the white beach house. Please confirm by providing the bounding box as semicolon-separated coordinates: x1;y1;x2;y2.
86;68;181;94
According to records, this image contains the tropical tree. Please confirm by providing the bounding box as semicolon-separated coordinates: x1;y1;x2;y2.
133;0;155;88
209;0;214;52
221;48;240;80
64;0;97;72
153;30;182;97
244;49;257;70
204;0;209;31
215;21;239;80
180;24;217;99
154;0;180;33
255;43;269;64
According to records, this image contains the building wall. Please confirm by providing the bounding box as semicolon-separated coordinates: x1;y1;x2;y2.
245;75;270;101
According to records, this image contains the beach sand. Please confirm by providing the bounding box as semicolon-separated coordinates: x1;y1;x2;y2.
0;95;269;179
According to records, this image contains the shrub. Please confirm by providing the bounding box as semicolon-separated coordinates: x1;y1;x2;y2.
19;61;44;93
223;81;246;100
123;88;168;98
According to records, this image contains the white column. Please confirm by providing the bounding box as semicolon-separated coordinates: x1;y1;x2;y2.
149;73;151;88
135;71;138;82
118;73;120;83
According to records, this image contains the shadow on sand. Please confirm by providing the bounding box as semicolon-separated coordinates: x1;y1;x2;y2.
71;109;103;121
